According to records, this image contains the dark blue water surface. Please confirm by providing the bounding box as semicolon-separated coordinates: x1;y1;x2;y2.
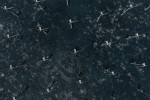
0;0;150;100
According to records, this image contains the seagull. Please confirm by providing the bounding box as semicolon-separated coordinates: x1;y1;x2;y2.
37;23;49;35
66;0;71;6
35;0;44;3
69;19;78;29
1;5;13;11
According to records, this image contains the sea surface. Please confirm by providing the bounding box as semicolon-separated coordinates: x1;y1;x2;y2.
0;0;150;100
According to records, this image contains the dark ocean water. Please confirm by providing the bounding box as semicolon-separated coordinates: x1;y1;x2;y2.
0;0;150;100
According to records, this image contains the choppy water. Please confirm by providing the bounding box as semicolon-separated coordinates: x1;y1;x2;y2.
0;0;150;100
